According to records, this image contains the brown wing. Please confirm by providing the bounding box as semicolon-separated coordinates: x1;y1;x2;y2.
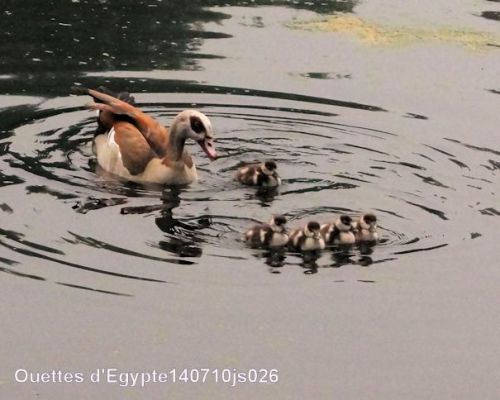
320;223;333;243
237;164;258;184
113;121;155;175
288;228;301;248
77;87;169;157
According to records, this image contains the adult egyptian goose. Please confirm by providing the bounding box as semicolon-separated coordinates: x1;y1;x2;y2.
288;221;325;251
237;160;281;187
352;213;378;242
320;215;356;245
244;215;288;248
73;86;217;185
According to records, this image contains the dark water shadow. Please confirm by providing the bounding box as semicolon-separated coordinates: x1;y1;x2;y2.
480;11;500;21
444;138;500;157
254;186;280;206
300;250;322;274
0;170;24;187
0;256;19;266
0;265;45;281
56;282;133;297
120;187;206;259
65;231;196;265
0;227;65;255
0;237;165;283
252;248;287;274
479;208;500;216
154;189;207;259
393;243;448;255
0;0;356;95
330;246;357;268
0;203;14;213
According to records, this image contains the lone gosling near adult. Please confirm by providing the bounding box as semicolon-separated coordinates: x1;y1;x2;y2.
244;215;288;248
237;160;281;187
288;221;325;251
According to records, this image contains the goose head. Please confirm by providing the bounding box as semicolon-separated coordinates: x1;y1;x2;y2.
171;110;217;160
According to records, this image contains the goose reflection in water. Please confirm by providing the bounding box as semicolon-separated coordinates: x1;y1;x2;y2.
254;186;280;206
329;242;377;268
300;250;322;274
121;188;205;259
156;189;206;258
254;241;378;274
264;248;287;273
357;242;376;267
330;245;357;268
258;248;321;275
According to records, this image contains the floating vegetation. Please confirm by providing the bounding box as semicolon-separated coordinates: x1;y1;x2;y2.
289;15;500;49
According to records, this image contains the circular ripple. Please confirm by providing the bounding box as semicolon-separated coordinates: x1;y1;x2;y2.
0;91;498;281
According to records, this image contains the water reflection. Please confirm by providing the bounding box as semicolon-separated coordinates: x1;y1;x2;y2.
254;186;280;206
73;196;127;214
253;243;379;274
125;188;206;259
260;248;287;273
300;250;322;274
0;203;14;213
0;0;356;95
155;210;205;259
330;246;356;268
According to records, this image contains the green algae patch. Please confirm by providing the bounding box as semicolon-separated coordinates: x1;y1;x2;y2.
290;15;500;49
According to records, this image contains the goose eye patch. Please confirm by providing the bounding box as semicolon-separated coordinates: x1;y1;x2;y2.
190;117;205;134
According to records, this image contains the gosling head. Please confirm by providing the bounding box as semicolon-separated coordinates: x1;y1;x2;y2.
261;160;278;176
361;213;377;230
304;221;321;239
336;215;353;232
269;214;287;233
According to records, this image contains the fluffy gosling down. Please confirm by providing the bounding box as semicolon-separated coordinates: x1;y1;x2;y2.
288;221;325;251
237;161;281;187
320;214;356;245
244;215;288;248
353;213;378;242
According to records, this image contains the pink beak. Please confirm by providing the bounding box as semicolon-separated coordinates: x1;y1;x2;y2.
199;137;217;161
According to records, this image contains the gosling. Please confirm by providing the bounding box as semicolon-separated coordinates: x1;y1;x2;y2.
237;160;281;187
244;215;288;248
288;221;325;251
320;215;356;245
352;213;378;242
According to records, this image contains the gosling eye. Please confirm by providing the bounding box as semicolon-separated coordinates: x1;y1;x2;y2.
190;116;205;134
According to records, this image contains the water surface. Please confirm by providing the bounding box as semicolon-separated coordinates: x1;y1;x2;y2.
1;1;499;399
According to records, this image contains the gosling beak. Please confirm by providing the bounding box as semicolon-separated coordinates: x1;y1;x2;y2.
199;137;217;161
